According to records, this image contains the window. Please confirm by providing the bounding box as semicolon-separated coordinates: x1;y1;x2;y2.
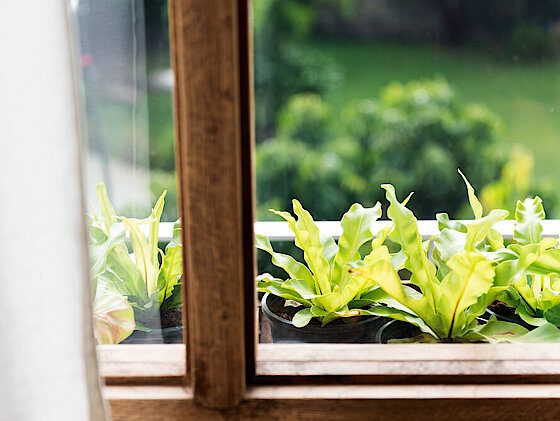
254;0;560;348
254;0;560;221
100;1;560;418
72;0;184;347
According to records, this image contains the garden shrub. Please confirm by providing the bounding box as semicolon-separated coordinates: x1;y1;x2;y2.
253;0;342;140
277;93;334;145
256;78;507;220
256;137;349;221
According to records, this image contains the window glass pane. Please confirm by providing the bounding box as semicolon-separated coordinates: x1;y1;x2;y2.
254;1;560;345
72;0;183;345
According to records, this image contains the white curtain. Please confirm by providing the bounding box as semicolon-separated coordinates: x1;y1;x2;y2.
0;1;108;420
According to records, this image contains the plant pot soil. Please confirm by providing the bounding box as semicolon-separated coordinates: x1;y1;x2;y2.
480;301;535;330
261;293;386;343
121;307;184;344
374;319;422;343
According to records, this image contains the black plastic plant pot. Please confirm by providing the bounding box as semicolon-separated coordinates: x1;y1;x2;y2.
121;326;183;344
480;309;535;331
374;319;422;344
261;293;386;343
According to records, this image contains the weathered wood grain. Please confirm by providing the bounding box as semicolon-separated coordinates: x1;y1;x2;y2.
169;0;255;409
257;343;560;376
100;0;560;419
106;385;560;420
98;345;185;385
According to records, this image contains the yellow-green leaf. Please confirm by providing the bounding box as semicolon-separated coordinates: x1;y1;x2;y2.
271;200;331;295
351;260;433;328
332;202;381;289
514;197;545;246
96;180;117;231
464;209;509;251
292;308;313;327
121;217;159;296
458;169;483;219
159;244;183;304
256;234;315;290
381;184;438;311
437;252;494;338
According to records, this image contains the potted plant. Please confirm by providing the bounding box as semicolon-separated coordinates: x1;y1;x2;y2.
489;196;560;329
434;178;560;330
257;199;399;343
351;176;560;343
89;217;136;344
89;181;183;344
88;184;136;344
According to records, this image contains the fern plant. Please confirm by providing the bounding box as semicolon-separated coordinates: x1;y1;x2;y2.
352;173;560;343
89;181;183;332
257;199;402;327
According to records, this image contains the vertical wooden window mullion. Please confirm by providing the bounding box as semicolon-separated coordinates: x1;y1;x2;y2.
169;0;255;409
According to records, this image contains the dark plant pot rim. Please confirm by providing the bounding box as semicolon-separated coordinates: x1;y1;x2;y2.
485;308;535;330
262;292;381;332
121;325;184;344
157;325;184;333
374;318;422;343
132;325;183;334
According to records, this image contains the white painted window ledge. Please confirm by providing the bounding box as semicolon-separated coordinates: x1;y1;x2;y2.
153;220;560;243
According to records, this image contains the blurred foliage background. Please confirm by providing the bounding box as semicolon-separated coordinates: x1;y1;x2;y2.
257;80;506;219
252;0;560;220
136;0;560;221
76;0;560;286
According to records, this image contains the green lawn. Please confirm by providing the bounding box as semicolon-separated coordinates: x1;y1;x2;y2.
307;39;560;180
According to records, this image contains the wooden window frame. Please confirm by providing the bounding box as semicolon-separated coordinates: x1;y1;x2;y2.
99;1;560;419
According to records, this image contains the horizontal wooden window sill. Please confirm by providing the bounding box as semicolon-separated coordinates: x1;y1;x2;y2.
104;384;560;420
96;343;560;380
96;343;560;387
256;343;560;379
97;344;185;385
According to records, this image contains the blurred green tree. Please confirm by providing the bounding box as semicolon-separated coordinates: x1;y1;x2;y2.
257;79;508;220
253;0;353;140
